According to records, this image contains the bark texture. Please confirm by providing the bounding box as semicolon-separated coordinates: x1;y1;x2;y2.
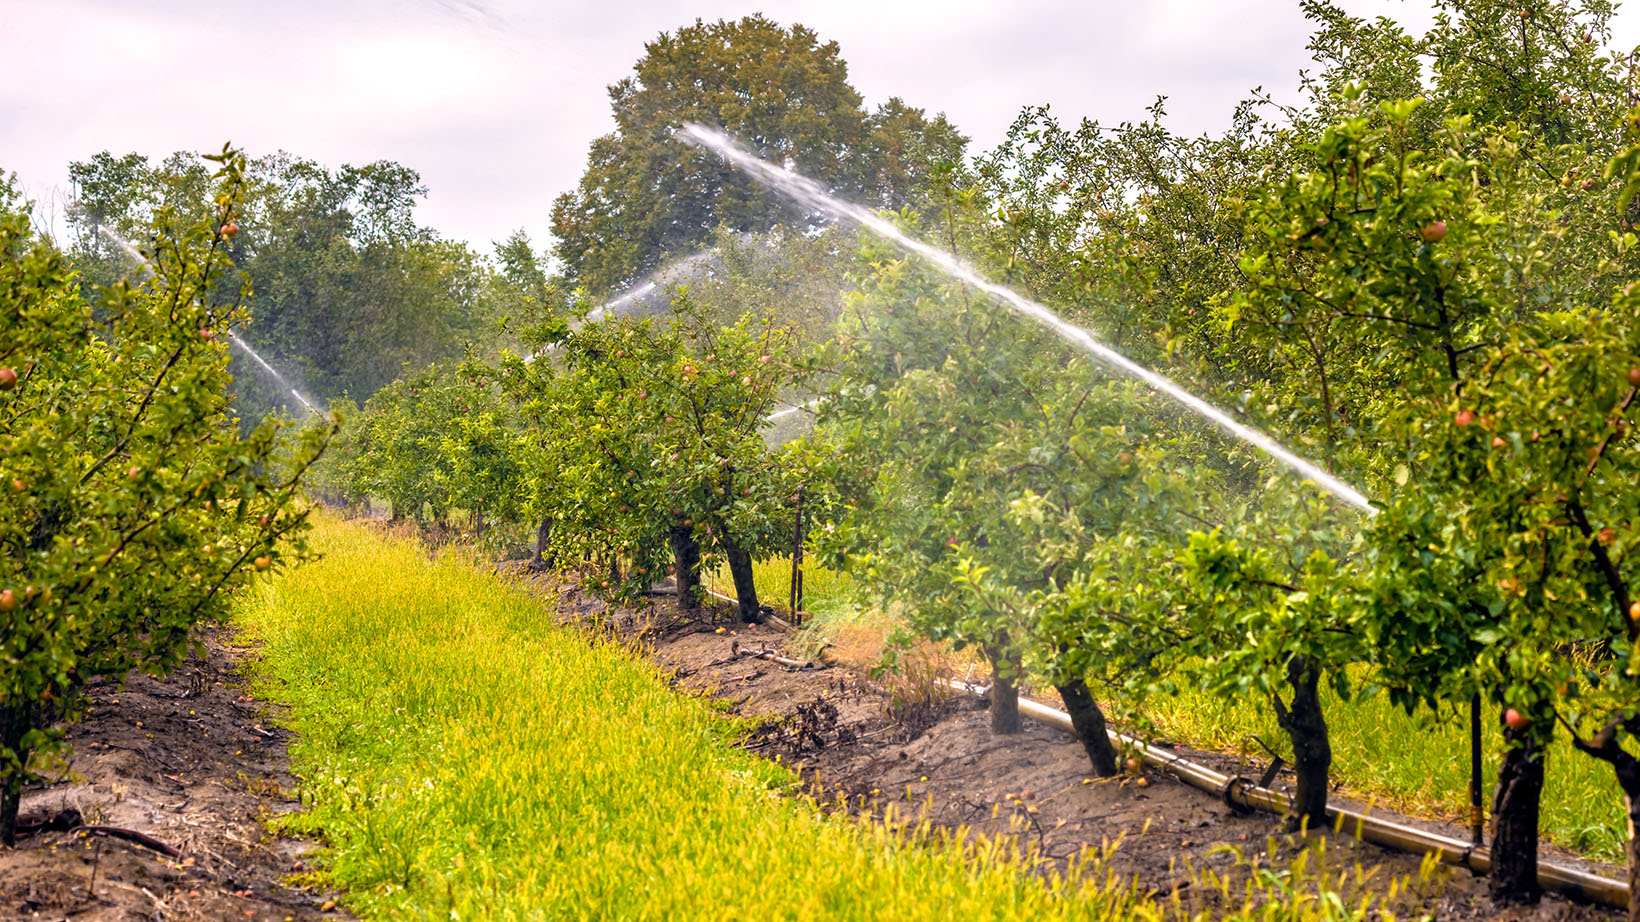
723;539;761;623
1489;722;1545;905
1058;678;1118;776
1273;656;1332;831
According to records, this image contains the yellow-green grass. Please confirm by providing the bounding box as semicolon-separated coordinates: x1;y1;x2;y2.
705;554;856;621
1143;677;1627;862
241;517;1339;920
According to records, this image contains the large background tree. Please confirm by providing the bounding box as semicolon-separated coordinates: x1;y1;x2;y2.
550;14;966;296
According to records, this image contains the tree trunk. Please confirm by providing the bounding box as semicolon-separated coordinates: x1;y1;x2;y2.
1623;793;1640;922
1568;722;1640;919
1273;656;1331;831
723;539;761;623
1058;678;1118;776
1;702;29;847
608;555;622;588
986;645;1022;735
1490;719;1545;905
669;526;702;613
532;517;554;571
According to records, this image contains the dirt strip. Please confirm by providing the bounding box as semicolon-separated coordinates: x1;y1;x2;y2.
0;631;348;922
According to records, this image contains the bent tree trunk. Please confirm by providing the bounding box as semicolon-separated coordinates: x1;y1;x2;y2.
669;526;702;613
1058;677;1118;776
1;702;31;846
1569;724;1640;921
1490;718;1546;905
1273;655;1331;831
723;539;761;623
985;643;1022;735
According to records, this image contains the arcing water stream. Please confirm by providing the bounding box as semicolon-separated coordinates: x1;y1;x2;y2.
676;124;1377;516
98;227;322;417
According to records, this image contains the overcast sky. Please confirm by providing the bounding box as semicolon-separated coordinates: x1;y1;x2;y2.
4;1;1637;253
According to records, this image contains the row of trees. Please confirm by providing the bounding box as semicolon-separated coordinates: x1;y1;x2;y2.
311;1;1640;915
0;152;331;845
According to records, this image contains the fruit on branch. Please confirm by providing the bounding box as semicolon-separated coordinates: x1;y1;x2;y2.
127;467;140;479
1599;528;1616;546
1456;409;1476;427
0;590;14;613
1491;436;1507;448
1504;708;1529;731
1627;367;1640;387
253;556;271;571
0;368;16;390
1420;220;1448;243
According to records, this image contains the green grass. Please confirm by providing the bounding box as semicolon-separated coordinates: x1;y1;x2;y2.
705;553;857;621
242;518;1267;920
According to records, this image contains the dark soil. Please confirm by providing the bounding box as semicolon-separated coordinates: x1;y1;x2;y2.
522;569;1623;921
0;631;347;922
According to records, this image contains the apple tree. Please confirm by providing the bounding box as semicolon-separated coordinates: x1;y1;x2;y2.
0;148;331;844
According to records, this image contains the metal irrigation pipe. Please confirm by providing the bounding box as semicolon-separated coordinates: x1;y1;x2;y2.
944;680;1628;910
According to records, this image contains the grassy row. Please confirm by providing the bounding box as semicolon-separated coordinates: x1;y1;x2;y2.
760;557;1626;861
246;517;1440;920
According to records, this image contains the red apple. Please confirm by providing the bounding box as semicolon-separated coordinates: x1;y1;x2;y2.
1420;220;1448;243
758;355;771;364
221;221;238;237
1504;708;1529;731
1599;527;1616;546
127;467;141;480
0;368;16;390
1455;409;1476;427
1491;436;1506;448
1627;367;1640;387
10;478;24;493
0;589;14;613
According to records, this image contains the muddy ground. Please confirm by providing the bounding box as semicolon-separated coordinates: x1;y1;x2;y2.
521;569;1624;921
0;632;346;922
